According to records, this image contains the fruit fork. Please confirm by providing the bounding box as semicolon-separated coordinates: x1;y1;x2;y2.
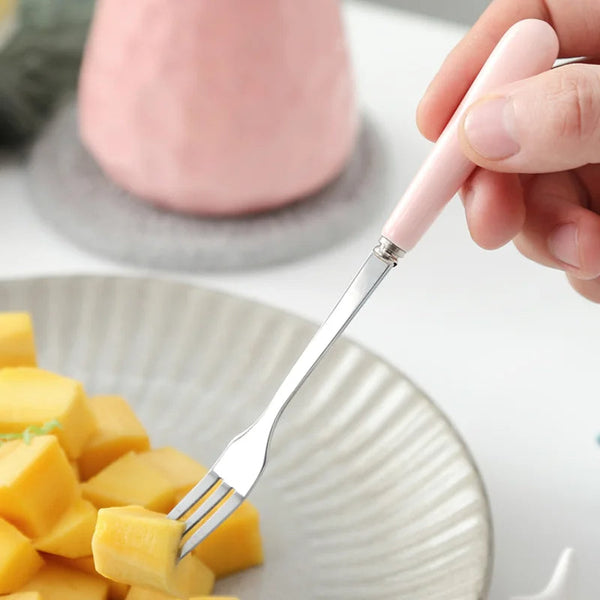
168;19;559;559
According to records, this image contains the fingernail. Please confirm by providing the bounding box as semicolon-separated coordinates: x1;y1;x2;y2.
548;223;580;268
463;97;520;160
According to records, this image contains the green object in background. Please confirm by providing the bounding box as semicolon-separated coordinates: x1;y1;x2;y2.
0;0;94;147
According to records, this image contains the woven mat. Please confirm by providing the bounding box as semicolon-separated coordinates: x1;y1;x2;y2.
27;101;389;271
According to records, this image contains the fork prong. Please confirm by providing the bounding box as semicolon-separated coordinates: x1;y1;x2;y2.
182;482;230;534
178;492;244;560
167;471;219;521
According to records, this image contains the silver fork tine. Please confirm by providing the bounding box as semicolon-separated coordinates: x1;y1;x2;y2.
167;471;219;520
182;482;230;534
179;492;244;560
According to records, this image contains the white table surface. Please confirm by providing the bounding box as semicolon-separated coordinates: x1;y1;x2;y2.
0;2;598;598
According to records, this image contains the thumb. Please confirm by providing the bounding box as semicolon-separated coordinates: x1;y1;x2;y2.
458;63;600;173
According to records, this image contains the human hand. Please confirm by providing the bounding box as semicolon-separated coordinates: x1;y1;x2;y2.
417;0;600;302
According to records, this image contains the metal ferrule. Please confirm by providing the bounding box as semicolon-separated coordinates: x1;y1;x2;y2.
374;236;406;265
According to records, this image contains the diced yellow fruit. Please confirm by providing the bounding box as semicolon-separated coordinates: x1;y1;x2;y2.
72;556;129;600
125;586;180;600
92;506;183;588
82;453;175;512
20;561;109;600
0;312;36;367
2;593;43;600
0;436;78;537
192;501;263;578
0;368;96;458
49;554;96;574
170;554;214;598
34;498;97;558
78;396;150;480
0;518;44;593
138;447;206;498
68;460;80;481
50;555;129;600
92;506;214;597
107;579;132;600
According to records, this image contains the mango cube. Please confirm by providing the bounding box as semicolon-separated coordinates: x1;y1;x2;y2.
0;368;96;458
49;554;96;573
2;593;43;600
126;589;239;600
125;586;180;600
0;312;36;367
78;396;150;480
20;561;109;600
109;579;132;600
92;506;214;597
138;447;207;496
192;501;263;578
82;452;175;512
0;435;78;537
51;555;129;600
34;498;97;558
167;553;214;598
0;518;44;593
69;460;80;481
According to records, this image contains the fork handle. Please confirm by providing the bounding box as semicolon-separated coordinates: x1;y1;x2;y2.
381;19;559;253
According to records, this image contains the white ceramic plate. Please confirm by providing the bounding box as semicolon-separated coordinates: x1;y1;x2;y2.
0;275;492;600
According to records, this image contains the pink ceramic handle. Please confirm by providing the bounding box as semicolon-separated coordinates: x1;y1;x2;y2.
382;19;559;252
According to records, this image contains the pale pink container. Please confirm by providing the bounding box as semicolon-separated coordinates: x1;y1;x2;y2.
78;0;357;215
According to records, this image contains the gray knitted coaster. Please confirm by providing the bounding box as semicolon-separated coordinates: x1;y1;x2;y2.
27;101;389;271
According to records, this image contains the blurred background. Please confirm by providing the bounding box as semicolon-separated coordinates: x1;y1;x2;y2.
0;0;489;152
368;0;487;24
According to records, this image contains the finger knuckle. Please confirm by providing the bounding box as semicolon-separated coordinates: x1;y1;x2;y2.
550;66;600;141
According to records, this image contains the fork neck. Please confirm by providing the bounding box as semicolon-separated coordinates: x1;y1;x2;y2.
253;236;403;448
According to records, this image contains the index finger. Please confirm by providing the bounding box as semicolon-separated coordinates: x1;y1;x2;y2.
417;0;600;142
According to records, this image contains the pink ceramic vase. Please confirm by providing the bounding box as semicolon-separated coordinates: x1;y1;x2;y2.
78;0;357;215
